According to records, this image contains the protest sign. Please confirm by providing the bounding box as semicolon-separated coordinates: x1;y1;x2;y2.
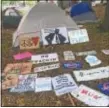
52;74;78;96
10;74;37;92
19;36;40;49
41;27;69;45
98;82;109;95
68;29;89;44
63;62;82;69
71;85;109;106
31;53;59;64
75;50;97;56
63;51;75;61
34;63;60;72
73;66;109;81
13;52;32;60
3;62;32;75
2;74;18;90
85;55;101;66
35;77;52;92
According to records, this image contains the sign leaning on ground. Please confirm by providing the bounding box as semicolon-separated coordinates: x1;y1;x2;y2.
73;66;109;81
31;53;59;64
41;27;69;45
35;77;52;92
68;29;89;44
19;36;40;50
75;50;97;56
34;63;60;73
52;74;78;96
63;51;75;61
71;85;109;106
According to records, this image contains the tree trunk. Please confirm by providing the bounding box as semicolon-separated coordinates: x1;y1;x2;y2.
102;1;109;31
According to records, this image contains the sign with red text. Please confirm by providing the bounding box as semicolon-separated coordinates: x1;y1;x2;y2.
71;85;109;106
19;36;40;49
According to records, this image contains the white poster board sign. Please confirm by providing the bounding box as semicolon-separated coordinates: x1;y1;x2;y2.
35;77;52;92
31;53;59;64
41;27;69;45
73;66;109;81
71;85;109;106
63;51;75;61
68;29;89;44
52;74;78;96
34;63;60;73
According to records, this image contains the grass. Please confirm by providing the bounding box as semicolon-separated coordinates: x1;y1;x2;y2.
1;4;109;106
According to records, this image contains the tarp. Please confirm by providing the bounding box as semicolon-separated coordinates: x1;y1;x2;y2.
70;2;98;23
13;2;78;47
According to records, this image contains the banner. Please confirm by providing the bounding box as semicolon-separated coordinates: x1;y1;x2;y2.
52;74;78;96
71;85;109;106
73;66;109;81
31;53;59;63
34;63;60;72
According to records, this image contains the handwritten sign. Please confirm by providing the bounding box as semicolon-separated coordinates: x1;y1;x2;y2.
34;63;60;73
2;74;18;90
31;53;59;64
71;85;109;106
68;29;89;44
10;74;37;92
73;66;109;81
3;62;32;76
75;50;97;56
98;82;109;95
35;77;52;92
63;51;75;61
19;36;40;49
41;27;69;45
52;74;78;96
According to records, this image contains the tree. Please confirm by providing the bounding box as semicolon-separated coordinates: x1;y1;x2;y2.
102;1;109;31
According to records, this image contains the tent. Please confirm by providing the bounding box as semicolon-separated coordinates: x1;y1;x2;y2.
70;2;98;24
13;2;78;47
2;7;22;28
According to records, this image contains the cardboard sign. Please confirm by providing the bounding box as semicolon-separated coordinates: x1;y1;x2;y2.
71;85;109;106
10;74;37;92
75;50;97;56
19;36;40;49
63;51;75;61
52;74;78;96
102;49;109;55
73;66;109;81
68;29;89;44
35;77;52;92
34;63;60;73
2;73;18;90
13;52;32;60
85;55;101;67
31;53;59;64
41;27;69;45
3;62;32;76
63;62;82;69
98;82;109;95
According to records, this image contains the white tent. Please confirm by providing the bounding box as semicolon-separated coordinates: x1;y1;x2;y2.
13;2;78;47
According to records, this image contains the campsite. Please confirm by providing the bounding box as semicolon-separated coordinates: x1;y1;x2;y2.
1;0;109;107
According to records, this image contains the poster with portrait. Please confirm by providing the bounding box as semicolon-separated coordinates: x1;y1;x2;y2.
3;62;32;76
19;36;40;49
41;27;69;45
